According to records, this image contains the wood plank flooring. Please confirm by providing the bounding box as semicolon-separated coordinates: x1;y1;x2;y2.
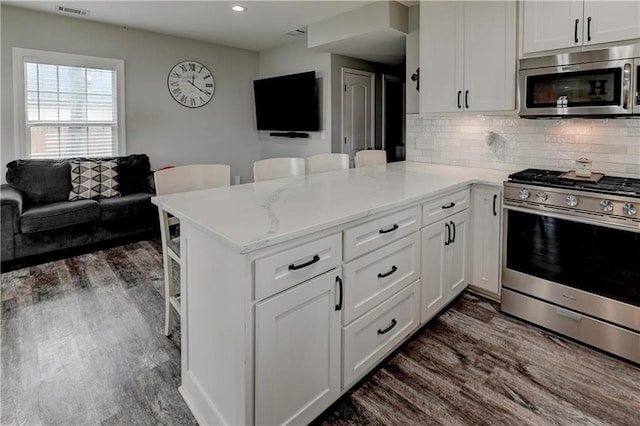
2;240;639;425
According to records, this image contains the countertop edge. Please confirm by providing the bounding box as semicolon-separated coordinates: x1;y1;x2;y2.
152;163;510;254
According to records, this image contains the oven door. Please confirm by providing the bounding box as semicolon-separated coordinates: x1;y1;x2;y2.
518;59;634;117
502;206;640;331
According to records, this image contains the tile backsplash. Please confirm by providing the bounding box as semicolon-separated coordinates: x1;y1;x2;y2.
406;115;640;177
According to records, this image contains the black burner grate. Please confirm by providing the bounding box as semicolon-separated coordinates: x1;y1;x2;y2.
508;169;640;197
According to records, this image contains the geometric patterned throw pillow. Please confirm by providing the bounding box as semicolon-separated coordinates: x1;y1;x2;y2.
69;159;121;200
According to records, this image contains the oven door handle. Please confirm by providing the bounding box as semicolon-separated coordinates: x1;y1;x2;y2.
503;204;639;233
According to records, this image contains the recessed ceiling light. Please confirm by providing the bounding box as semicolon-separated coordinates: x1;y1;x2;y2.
232;5;247;12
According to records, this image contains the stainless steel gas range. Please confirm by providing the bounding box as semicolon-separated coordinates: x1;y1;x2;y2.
501;169;640;364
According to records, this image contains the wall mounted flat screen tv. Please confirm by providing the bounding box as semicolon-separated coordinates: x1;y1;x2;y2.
253;71;320;131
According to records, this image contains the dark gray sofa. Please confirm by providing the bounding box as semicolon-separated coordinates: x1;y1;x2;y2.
1;154;158;268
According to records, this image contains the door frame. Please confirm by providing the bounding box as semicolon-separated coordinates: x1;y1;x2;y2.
381;74;405;151
341;67;375;157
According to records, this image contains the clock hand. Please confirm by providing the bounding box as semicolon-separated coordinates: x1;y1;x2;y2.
187;80;207;94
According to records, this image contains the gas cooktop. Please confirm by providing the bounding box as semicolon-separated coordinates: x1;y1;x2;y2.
508;168;640;198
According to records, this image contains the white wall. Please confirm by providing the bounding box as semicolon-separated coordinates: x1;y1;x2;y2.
257;39;332;159
1;6;261;183
406;114;640;178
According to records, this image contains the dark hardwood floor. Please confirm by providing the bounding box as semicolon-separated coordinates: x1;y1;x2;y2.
2;240;639;425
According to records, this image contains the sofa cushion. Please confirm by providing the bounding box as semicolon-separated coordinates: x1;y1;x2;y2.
6;159;72;205
69;159;121;200
20;200;100;233
98;193;152;221
116;154;151;195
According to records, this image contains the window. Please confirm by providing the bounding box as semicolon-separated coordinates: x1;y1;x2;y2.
13;48;125;159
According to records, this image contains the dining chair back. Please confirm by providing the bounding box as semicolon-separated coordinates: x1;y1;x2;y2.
354;149;387;167
253;157;305;182
154;164;231;336
306;153;350;174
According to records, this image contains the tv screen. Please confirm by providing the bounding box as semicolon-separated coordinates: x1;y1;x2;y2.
253;71;320;131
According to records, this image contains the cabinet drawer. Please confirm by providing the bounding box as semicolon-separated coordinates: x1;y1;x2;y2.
343;205;421;261
422;188;469;226
342;280;420;388
255;233;342;301
343;233;420;324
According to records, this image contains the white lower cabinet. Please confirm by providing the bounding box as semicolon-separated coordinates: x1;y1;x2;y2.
470;186;502;296
255;270;342;426
342;280;421;388
421;209;469;323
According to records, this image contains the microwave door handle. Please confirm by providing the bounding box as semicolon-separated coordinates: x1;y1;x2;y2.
622;63;631;110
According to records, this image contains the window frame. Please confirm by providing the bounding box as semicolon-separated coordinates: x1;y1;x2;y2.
12;47;126;159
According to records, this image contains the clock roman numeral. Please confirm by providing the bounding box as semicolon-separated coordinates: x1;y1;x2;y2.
190;98;196;106
172;88;182;96
171;72;180;78
170;81;179;87
205;83;213;88
198;65;203;73
199;96;206;103
180;95;187;104
188;63;196;71
203;74;211;79
179;64;188;73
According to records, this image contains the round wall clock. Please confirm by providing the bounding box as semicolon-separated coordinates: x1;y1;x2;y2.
167;60;215;108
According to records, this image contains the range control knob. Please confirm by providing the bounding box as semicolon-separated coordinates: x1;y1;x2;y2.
535;191;549;202
519;189;531;200
565;195;579;207
623;202;637;216
600;199;614;212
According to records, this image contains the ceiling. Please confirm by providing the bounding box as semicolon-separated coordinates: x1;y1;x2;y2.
5;0;412;61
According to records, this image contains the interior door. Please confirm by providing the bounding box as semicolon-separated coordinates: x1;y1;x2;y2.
342;68;374;166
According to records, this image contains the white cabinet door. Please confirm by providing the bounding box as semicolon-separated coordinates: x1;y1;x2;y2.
420;220;448;323
583;1;640;46
420;1;516;113
523;1;640;54
420;0;463;113
255;270;341;426
523;0;583;53
421;209;470;323
471;186;502;296
464;1;516;111
445;210;469;299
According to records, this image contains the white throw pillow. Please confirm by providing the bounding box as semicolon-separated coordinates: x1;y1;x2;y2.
69;159;121;200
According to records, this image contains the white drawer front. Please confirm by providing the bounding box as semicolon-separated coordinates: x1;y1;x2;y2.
255;233;342;301
342;280;420;388
343;233;420;324
343;205;421;261
422;188;469;227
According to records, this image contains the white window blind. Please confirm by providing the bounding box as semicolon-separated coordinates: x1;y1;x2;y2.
14;49;125;159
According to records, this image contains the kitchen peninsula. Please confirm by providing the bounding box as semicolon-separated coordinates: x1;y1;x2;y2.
152;162;509;425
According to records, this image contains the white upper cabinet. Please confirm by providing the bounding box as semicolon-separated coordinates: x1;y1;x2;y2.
420;1;516;114
523;1;640;54
583;1;640;46
420;1;463;113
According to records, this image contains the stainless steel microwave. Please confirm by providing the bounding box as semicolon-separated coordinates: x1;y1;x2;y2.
518;45;640;117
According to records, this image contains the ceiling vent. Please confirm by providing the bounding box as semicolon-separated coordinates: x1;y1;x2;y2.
55;5;90;16
286;29;306;37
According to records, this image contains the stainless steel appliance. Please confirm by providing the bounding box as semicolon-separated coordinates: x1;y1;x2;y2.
519;45;640;117
501;169;640;363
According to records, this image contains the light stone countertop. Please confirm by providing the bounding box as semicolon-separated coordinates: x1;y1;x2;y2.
152;161;513;254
